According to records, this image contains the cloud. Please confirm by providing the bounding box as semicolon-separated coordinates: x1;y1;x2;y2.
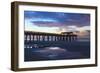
25;19;60;34
78;26;90;31
30;18;58;22
24;11;90;28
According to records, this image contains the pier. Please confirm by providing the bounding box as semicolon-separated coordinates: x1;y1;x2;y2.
24;31;77;42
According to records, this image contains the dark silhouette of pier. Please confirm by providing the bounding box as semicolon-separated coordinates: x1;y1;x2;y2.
24;31;77;42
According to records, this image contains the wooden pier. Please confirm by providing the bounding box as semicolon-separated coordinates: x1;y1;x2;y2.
24;31;77;42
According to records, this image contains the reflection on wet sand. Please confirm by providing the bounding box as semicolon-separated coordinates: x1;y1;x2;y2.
33;47;82;59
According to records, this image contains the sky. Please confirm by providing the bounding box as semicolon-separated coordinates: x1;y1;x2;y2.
24;11;90;40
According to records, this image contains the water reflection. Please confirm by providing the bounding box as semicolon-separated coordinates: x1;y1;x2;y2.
35;47;66;52
24;41;90;61
34;47;67;59
30;47;82;60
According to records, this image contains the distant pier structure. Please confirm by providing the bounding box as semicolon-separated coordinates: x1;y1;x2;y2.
24;31;77;42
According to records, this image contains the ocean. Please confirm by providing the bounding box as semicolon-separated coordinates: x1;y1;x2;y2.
24;40;90;61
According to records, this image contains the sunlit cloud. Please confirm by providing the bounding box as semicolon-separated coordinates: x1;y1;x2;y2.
77;26;90;31
25;19;60;34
